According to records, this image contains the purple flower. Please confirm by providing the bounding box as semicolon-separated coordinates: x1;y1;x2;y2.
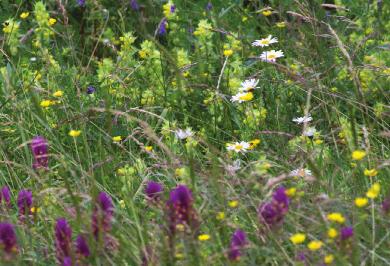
145;181;163;201
77;0;85;7
130;0;139;11
0;223;17;254
382;196;390;213
92;192;114;238
170;4;176;13
31;136;49;169
167;185;196;233
0;186;11;206
340;226;353;241
55;218;72;262
17;190;33;216
206;2;212;11
228;229;247;261
86;85;96;94
258;187;290;227
76;234;90;257
272;186;289;214
62;257;72;266
158;18;168;36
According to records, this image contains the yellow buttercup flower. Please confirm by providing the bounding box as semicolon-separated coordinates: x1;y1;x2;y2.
145;146;153;152
69;130;81;137
228;200;238;208
324;254;334;264
20;12;30;19
354;197;368;208
30;207;41;213
307;240;323;251
286;187;297;197
262;10;273;16
112;136;122;142
40;100;52;108
327;228;338;239
198;234;211;241
216;212;225;220
48;18;57;26
366;183;380;199
364;168;378;177
223;49;233;57
276;22;286;28
53;90;64;97
290;233;306;244
352;150;366;161
327;212;345;224
248;139;261;149
239;92;254;101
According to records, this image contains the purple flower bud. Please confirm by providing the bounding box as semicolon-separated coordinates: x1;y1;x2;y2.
31;136;49;169
92;192;114;238
206;2;212;11
130;0;139;11
77;0;85;7
158;18;168;36
86;85;96;94
0;223;17;254
76;234;90;257
167;185;196;233
17;190;33;216
228;229;247;261
145;181;163;201
55;218;72;262
0;186;11;207
170;4;176;13
340;226;353;241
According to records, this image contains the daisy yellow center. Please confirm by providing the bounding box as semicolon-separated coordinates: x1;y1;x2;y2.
238;92;253;101
234;144;243;151
260;39;270;45
267;54;277;60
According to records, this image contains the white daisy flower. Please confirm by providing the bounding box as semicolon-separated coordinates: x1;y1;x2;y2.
226;141;250;153
292;115;313;124
175;128;194;139
252;35;278;47
239;78;259;92
231;92;254;103
289;168;312;178
260;50;284;62
303;127;316;137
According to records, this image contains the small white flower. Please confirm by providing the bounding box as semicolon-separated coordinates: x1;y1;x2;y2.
226;160;241;175
239;78;259;92
252;35;278;47
226;141;250;153
292;115;313;124
260;50;284;62
30;57;37;62
289;168;312;178
230;92;254;103
175;128;194;139
303;127;316;137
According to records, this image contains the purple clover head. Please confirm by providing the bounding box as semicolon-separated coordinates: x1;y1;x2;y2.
340;226;353;241
228;229;247;261
272;186;289;214
130;0;139;11
167;185;196;233
145;181;163;201
31;136;49;169
158;18;168;36
0;223;17;254
76;234;90;257
55;218;72;261
1;186;11;206
92;192;114;238
17;190;33;216
86;85;96;94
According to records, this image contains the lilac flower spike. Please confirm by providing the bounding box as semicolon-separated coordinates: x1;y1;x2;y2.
92;192;114;238
340;226;353;241
0;223;17;254
76;234;90;257
0;186;11;206
228;229;247;261
158;18;168;36
31;136;49;169
17;190;33;216
167;185;196;233
55;218;72;263
145;181;163;201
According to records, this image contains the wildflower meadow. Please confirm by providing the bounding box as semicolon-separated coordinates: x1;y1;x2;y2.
0;0;390;265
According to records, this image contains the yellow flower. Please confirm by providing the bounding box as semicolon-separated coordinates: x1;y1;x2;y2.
364;168;378;177
223;49;233;57
119;200;126;209
48;18;57;26
216;212;225;220
327;212;345;224
112;136;122;142
69;130;81;137
290;233;306;244
53;90;64;97
145;146;153;152
176;224;185;232
228;200;238;208
307;240;323;251
175;167;186;177
354;197;368;208
20;12;30;19
238;92;254;101
262;10;273;16
352;150;366;161
40;100;52;108
366;183;380;199
314;139;323;145
324;254;334;264
327;228;338;239
276;22;286;28
248;139;261;149
286;187;297;197
30;207;41;213
198;234;211;241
